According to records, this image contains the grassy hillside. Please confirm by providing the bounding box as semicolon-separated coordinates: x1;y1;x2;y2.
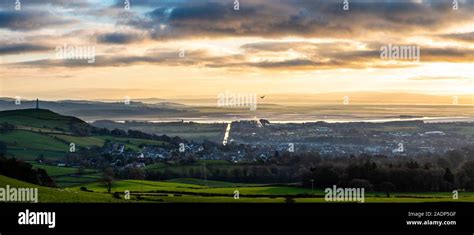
0;109;88;132
71;178;474;203
143;161;250;177
0;109;171;188
0;130;68;152
2;174;474;203
165;178;262;187
30;163;96;177
0;109;168;162
0;175;121;203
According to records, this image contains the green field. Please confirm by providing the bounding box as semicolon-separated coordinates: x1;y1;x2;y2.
30;163;96;176
0;175;121;203
143;160;238;175
49;134;167;151
0;130;68;152
0;109;167;162
7;149;65;161
70;179;474;203
2;173;474;203
50;134;105;148
54;174;102;188
29;163;100;187
0;109;79;131
165;178;262;187
92;121;226;142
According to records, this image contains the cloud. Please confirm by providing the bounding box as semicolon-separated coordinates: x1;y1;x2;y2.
121;0;473;40
0;43;51;55
208;59;343;70
0;10;74;31
421;48;474;62
3;0;473;71
0;0;89;8
96;32;145;44
10;40;473;71
437;32;474;43
241;41;320;52
11;49;211;68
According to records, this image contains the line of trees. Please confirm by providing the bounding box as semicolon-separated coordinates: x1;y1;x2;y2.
144;146;474;192
0;142;55;187
91;127;186;144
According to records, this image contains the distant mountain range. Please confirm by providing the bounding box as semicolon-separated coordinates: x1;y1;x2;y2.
0;98;191;121
0;92;472;122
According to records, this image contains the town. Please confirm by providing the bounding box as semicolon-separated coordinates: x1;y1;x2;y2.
47;119;473;171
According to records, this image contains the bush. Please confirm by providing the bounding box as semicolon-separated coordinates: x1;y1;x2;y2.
80;186;93;192
113;192;121;199
285;197;295;203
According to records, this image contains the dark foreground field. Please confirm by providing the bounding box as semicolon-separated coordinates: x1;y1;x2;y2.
2;175;473;203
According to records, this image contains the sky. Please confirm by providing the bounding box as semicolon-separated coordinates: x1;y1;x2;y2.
0;0;473;102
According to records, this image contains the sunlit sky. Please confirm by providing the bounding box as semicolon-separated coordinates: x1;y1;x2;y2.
0;0;472;102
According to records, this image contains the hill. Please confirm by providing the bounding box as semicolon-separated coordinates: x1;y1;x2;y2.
0;99;186;121
0;108;91;134
0;175;121;202
0;109;172;187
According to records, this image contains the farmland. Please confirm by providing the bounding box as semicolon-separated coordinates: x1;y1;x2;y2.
0;175;121;203
1;108;474;203
67;178;474;203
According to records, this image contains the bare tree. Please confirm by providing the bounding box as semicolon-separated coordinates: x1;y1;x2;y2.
102;167;115;193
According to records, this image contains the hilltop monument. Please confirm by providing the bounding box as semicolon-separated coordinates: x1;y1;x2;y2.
36;98;39;109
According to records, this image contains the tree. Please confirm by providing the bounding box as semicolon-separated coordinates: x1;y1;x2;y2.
379;182;396;197
348;179;374;192
459;161;474;191
460;161;474;179
102;167;115;193
444;168;454;184
128;167;145;180
0;156;55;187
0;141;7;157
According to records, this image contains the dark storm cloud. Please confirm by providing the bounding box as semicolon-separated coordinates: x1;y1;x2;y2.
0;43;51;55
0;0;89;8
120;0;474;40
97;32;145;44
0;10;74;31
